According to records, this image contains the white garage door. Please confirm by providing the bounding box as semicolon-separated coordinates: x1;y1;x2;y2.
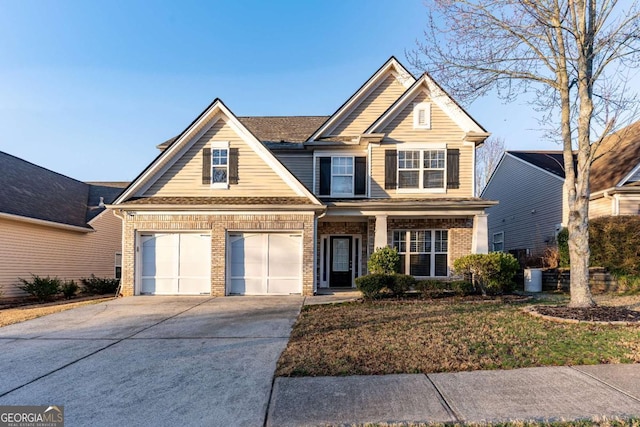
140;233;211;295
228;233;302;295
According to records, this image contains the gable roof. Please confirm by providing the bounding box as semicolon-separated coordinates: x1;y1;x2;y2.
307;56;415;141
365;72;488;141
590;121;640;192
115;98;322;205
0;151;125;229
508;151;567;178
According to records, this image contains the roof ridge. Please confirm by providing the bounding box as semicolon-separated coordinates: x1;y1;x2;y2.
238;115;330;118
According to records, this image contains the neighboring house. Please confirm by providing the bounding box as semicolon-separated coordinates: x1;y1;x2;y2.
0;151;126;298
482;120;640;257
111;57;497;297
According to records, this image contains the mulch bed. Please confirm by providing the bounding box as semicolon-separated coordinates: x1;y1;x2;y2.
534;305;640;322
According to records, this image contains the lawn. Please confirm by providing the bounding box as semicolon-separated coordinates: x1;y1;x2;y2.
276;296;640;377
0;297;108;327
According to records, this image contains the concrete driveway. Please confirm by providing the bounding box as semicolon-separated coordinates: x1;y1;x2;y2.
0;296;303;427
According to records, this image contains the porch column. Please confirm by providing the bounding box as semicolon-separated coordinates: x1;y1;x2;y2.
471;214;489;254
374;214;388;249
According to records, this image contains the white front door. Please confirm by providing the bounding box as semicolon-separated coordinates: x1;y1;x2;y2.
140;233;211;295
228;233;302;295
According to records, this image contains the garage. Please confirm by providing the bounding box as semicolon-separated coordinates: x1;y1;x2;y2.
139;233;211;295
228;232;302;295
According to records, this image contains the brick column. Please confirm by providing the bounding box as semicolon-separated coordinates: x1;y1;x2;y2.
472;214;489;254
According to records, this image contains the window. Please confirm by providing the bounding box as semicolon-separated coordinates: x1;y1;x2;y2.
318;155;367;197
413;102;431;129
398;149;446;191
208;141;231;188
115;252;122;280
331;156;354;196
393;230;448;277
492;232;504;252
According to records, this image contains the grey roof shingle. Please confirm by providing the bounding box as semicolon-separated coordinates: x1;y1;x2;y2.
508;151;568;178
121;196;315;206
0;151;125;228
157;116;329;150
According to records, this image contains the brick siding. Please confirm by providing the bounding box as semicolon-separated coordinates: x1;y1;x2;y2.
120;212;315;296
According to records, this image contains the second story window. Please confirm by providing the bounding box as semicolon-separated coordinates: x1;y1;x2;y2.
212;148;228;185
331;157;354;196
318;155;367;197
398;149;446;191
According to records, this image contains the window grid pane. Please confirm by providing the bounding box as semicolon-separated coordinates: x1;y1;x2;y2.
398;151;420;169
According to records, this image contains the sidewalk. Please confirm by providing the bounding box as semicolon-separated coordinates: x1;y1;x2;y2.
267;364;640;426
272;292;640;425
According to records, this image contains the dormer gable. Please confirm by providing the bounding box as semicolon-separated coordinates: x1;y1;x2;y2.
307;57;415;142
365;73;488;144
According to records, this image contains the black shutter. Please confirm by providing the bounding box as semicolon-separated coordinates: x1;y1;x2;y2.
354;156;366;195
319;157;331;196
385;150;397;190
228;148;239;184
447;148;460;189
202;148;211;185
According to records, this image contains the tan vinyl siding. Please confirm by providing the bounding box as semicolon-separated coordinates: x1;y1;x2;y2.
0;211;122;298
145;118;298;197
589;197;614;218
617;197;640;216
273;152;313;190
331;74;406;137
368;92;473;198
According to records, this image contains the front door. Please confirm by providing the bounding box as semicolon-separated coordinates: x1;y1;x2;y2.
330;236;352;287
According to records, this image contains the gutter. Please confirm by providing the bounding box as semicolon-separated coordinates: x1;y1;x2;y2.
0;212;94;233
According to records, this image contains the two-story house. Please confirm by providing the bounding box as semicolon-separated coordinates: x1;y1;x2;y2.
110;57;496;296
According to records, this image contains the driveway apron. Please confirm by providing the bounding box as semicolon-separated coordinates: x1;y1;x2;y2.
0;296;303;427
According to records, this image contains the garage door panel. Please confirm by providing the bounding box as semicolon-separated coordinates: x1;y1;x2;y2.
267;234;301;279
139;233;210;295
228;232;301;295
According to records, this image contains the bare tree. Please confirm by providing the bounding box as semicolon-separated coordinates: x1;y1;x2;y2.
409;0;640;307
476;137;506;196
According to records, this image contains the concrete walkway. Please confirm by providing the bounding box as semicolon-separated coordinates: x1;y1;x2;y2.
267;364;640;425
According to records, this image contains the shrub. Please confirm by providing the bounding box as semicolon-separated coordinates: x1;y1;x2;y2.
388;274;416;295
557;227;570;268
16;275;61;301
453;252;519;296
415;279;447;297
367;247;400;274
61;280;79;299
81;275;120;295
415;279;474;297
590;216;640;276
355;273;391;299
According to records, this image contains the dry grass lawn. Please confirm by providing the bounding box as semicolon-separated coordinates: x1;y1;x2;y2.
277;296;640;377
0;297;109;327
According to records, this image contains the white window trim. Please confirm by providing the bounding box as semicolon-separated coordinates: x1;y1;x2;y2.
211;141;230;189
393;229;449;278
330;156;355;197
413;102;431;129
397;146;447;193
492;232;504;252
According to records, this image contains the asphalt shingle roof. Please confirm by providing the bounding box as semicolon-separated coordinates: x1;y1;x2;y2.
508;151;568;178
590;121;640;192
157;116;329;150
121;196;315;206
0;151;126;228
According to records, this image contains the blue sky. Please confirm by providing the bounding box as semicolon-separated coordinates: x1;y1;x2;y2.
0;0;636;181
